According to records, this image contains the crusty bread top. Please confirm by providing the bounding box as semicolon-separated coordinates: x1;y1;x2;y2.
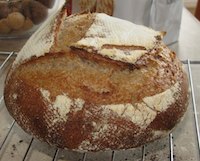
13;5;164;68
61;13;164;64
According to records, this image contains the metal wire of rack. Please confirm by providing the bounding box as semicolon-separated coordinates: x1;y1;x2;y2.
0;51;199;161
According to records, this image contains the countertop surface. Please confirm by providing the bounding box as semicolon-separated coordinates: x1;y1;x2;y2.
169;8;200;61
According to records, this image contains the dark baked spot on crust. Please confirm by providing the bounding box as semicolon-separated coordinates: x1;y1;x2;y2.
80;115;155;151
4;77;49;140
102;44;146;51
55;109;94;149
155;35;162;41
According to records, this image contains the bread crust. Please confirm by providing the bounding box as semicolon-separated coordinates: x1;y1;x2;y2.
4;11;189;151
4;44;188;151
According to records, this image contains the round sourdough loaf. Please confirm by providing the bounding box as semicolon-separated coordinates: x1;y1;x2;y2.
4;6;189;152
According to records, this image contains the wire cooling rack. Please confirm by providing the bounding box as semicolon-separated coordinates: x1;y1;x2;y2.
0;51;200;161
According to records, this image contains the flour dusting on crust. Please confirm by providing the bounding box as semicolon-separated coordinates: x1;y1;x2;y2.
72;13;163;64
13;11;164;68
143;82;180;112
40;88;85;123
102;82;180;127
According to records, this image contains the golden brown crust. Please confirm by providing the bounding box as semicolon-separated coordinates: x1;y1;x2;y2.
6;44;183;104
4;42;189;151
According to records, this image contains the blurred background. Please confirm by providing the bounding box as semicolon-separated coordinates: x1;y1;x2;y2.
184;0;198;14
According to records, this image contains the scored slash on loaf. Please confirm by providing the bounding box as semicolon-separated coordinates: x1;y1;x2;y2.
4;2;189;152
